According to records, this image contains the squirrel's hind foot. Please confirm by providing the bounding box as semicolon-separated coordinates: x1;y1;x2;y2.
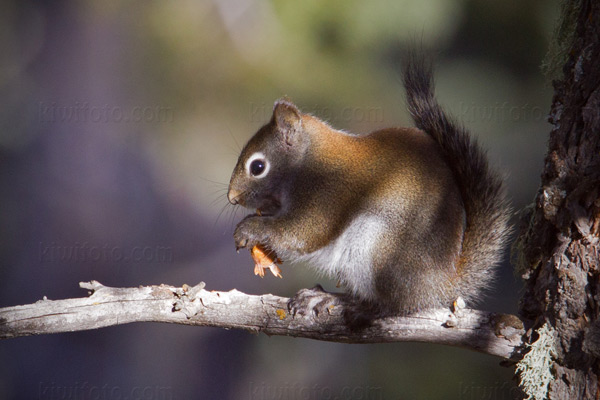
288;285;341;318
288;285;379;330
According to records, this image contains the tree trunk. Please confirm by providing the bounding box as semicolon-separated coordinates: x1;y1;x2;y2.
516;0;600;398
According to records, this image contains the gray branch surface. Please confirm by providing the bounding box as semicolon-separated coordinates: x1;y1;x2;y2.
0;281;525;360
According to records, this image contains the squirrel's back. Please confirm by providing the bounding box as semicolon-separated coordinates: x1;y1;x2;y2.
402;55;511;305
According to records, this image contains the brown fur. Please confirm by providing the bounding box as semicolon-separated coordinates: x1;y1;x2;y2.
228;58;510;315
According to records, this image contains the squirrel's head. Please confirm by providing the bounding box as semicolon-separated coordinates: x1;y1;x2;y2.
227;99;310;216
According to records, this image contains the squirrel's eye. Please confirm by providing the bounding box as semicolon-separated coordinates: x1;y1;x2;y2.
245;152;270;179
250;159;265;176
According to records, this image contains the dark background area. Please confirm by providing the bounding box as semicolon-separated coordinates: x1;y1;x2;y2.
1;1;557;399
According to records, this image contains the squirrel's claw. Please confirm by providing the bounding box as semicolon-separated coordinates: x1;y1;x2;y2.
235;238;248;251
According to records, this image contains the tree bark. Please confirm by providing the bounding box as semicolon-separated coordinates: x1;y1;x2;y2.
516;0;600;398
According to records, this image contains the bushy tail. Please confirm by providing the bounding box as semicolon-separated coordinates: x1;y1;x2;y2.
402;55;511;303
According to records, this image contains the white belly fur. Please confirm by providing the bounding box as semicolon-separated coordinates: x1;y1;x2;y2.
293;213;383;301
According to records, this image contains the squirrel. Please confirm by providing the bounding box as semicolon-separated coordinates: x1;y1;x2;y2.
227;55;510;320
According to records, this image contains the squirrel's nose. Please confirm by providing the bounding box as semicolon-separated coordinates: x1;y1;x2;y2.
227;189;240;205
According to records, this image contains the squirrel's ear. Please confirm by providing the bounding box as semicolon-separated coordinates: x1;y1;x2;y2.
273;99;302;145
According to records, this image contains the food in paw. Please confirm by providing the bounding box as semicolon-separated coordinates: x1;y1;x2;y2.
251;244;282;278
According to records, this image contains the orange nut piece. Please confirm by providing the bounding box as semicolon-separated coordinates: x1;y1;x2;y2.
250;244;283;278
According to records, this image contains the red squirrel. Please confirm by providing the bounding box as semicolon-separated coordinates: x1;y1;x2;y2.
227;55;510;319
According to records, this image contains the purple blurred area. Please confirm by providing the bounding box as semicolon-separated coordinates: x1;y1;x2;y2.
0;3;253;399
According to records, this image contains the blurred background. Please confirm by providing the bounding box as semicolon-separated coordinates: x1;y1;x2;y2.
0;0;558;399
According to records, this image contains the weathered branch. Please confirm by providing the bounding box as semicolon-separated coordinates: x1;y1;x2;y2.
0;281;525;360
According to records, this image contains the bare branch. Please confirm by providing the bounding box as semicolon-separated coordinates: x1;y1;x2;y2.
0;281;525;360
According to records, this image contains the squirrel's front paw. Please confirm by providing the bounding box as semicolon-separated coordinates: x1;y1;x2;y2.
233;216;263;250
